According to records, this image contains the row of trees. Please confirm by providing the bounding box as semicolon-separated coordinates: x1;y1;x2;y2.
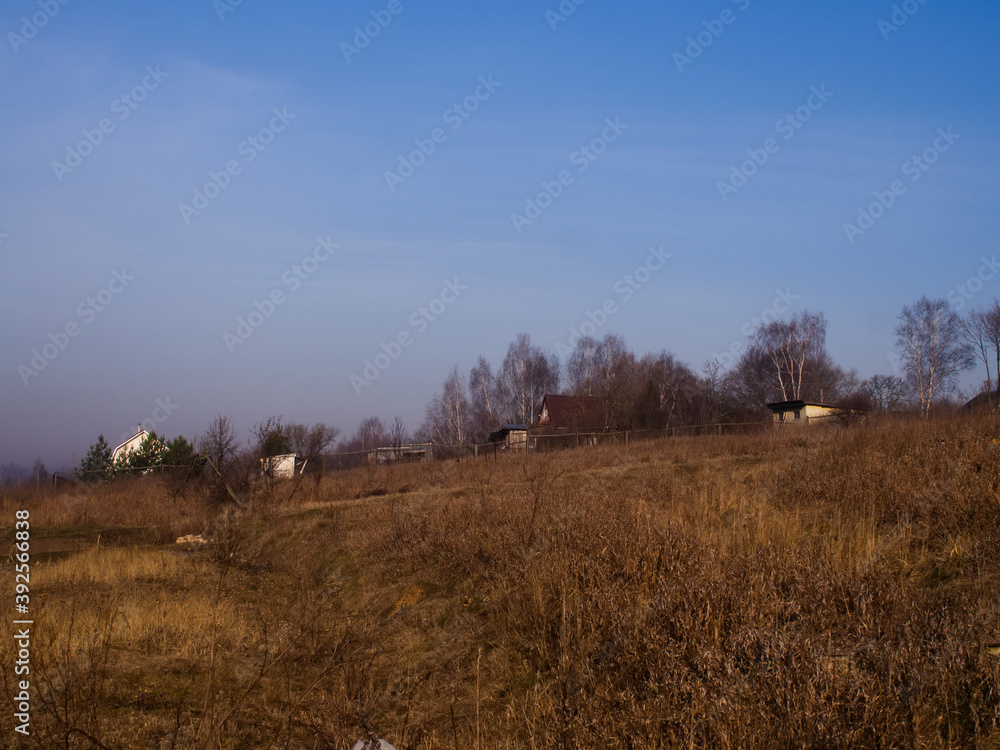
72;294;997;482
1;460;51;487
415;324;856;444
77;433;198;480
414;295;998;442
413;333;561;446
77;418;340;484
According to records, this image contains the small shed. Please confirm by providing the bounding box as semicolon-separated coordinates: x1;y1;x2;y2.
260;453;307;479
767;400;842;426
489;425;530;453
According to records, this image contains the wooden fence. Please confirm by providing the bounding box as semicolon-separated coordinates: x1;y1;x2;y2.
51;421;769;486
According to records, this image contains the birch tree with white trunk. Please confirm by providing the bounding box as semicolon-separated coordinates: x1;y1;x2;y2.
895;296;974;417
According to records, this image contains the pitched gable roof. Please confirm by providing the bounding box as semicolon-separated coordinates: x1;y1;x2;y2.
963;391;999;411
111;424;165;462
766;400;841;412
537;394;606;429
112;428;149;459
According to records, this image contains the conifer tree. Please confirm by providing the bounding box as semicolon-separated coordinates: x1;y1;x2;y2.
77;434;113;481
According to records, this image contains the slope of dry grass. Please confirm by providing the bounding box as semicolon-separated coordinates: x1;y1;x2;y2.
2;415;1000;748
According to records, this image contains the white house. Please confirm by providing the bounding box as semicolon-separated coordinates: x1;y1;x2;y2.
112;424;149;463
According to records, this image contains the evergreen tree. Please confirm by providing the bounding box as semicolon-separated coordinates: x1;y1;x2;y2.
78;435;113;481
165;435;198;467
114;432;167;475
251;418;293;457
164;435;203;478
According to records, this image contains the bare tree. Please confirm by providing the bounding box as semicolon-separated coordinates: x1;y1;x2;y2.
591;334;630;419
196;414;246;506
754;311;827;402
728;343;780;410
594;336;638;428
863;374;908;414
563;333;639;426
197;414;240;472
895;296;974;417
636;351;698;430
389;416;409;448
495;333;560;425
32;459;48;486
962;300;1000;407
285;422;307;455
469;356;500;441
353;416;388;451
801;352;860;403
286;422;340;459
565;335;602;396
420;366;472;446
566;335;712;429
698;359;733;424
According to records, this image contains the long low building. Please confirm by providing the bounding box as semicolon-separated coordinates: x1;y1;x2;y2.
373;444;433;463
767;400;843;426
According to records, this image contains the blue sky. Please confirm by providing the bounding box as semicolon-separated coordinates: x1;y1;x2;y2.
2;0;999;467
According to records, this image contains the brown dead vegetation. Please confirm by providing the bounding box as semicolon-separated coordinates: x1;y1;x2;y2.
2;414;1000;748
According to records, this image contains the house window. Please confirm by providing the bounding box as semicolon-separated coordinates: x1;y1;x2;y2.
794;410;801;420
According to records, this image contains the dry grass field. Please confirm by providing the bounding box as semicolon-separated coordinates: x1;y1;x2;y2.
3;415;1000;749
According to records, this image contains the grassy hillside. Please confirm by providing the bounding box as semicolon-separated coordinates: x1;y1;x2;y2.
3;416;1000;748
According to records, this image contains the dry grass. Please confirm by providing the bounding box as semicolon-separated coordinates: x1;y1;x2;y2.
2;415;1000;748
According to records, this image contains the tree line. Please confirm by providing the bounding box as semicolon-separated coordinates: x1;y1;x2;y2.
69;293;998;486
415;294;998;442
